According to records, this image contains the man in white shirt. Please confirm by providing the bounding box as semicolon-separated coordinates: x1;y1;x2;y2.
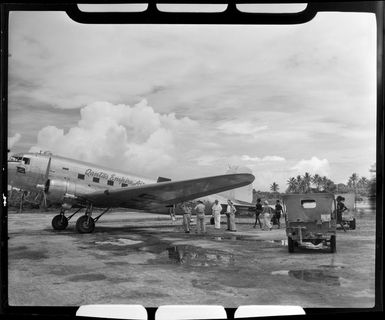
194;200;206;234
211;199;222;229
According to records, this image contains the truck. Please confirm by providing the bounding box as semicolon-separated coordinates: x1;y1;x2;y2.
283;193;337;253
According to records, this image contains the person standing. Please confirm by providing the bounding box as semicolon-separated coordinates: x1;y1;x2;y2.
226;200;237;232
275;200;283;229
169;204;176;222
194;200;206;234
211;199;222;230
262;200;272;231
181;202;192;233
254;198;263;229
336;196;347;232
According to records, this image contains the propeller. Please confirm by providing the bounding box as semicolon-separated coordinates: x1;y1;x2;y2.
36;157;51;210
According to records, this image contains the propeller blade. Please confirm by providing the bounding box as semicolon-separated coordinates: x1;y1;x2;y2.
38;157;51;211
44;157;51;181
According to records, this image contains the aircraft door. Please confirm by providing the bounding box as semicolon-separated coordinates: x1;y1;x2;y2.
65;177;76;196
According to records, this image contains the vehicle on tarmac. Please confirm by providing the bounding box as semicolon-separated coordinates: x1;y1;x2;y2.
335;193;356;230
282;193;337;253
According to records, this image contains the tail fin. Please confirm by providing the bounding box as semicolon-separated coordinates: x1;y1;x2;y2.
220;166;254;203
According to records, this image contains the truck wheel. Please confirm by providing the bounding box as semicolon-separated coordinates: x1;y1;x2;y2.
330;235;336;253
350;218;356;230
288;237;295;253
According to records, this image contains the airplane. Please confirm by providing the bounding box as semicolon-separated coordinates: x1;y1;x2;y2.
7;151;255;234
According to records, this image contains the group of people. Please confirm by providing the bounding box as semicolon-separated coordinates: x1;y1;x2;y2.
180;198;284;234
180;199;237;234
253;198;284;231
179;195;350;235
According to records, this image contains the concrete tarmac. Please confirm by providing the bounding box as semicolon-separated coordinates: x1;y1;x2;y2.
7;205;375;308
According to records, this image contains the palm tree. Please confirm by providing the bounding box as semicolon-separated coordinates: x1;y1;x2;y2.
312;174;322;191
296;175;304;193
357;176;369;188
357;176;369;196
324;179;336;193
270;182;279;193
303;172;312;193
348;173;359;209
320;176;329;192
348;173;359;190
286;177;297;193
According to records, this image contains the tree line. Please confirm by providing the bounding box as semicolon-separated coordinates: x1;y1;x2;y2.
267;171;375;197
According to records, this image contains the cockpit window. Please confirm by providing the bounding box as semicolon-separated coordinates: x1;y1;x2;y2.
8;155;22;162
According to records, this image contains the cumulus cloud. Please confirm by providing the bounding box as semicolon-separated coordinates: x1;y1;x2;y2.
290;156;331;176
29;100;198;178
217;121;267;137
8;133;21;149
241;155;285;162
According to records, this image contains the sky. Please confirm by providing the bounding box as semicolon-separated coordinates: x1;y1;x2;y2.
7;9;377;191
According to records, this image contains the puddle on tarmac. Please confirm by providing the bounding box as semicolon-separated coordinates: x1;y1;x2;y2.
93;236;235;268
211;235;257;241
149;245;236;267
67;273;107;282
272;269;341;286
264;240;288;246
9;246;48;260
95;238;143;246
211;236;287;246
318;264;345;269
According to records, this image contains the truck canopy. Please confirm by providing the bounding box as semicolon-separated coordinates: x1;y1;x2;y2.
282;193;335;222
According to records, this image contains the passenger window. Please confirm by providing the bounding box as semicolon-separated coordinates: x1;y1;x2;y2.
23;157;30;165
122;183;128;187
107;180;114;186
301;199;316;209
93;177;100;183
78;174;85;180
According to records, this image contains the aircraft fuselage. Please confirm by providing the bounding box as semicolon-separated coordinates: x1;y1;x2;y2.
8;152;154;208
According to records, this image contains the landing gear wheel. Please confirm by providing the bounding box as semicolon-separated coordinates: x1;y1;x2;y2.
330;235;336;253
52;214;68;230
350;218;356;230
76;215;95;233
288;237;295;253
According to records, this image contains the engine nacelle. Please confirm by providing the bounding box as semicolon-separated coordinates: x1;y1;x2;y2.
46;179;77;205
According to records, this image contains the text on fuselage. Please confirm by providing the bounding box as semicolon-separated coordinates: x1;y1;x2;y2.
84;168;144;186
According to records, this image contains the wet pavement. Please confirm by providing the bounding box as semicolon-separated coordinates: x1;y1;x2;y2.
7;206;376;307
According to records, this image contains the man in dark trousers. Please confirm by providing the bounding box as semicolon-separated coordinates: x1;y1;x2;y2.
254;198;263;229
336;196;347;232
275;200;283;229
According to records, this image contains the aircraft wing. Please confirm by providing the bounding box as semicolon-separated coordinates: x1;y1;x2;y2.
80;173;255;210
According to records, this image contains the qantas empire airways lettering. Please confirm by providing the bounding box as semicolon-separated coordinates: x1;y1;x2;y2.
84;168;145;186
